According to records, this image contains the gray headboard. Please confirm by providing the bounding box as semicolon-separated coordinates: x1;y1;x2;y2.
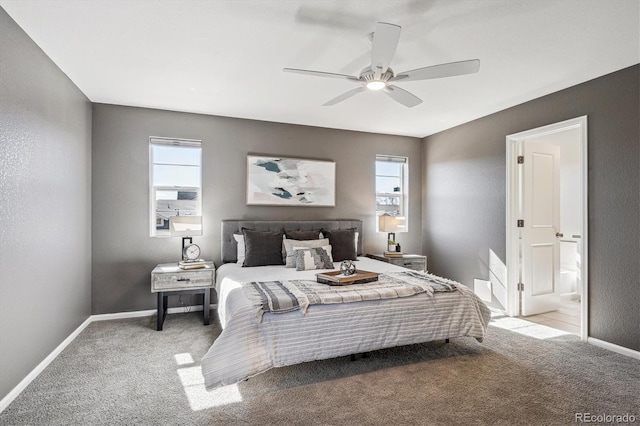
221;219;363;263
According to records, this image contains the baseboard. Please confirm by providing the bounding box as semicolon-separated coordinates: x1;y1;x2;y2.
588;337;640;360
0;317;92;413
91;309;157;321
0;304;218;413
91;304;218;321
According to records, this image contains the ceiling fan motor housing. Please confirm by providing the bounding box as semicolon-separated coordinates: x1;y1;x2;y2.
360;67;394;84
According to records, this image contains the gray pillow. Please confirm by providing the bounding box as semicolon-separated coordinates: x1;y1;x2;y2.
283;238;330;268
284;230;322;240
294;246;334;271
321;228;357;261
241;228;285;267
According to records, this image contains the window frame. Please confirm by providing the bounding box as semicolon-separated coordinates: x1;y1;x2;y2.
149;137;202;237
375;154;408;230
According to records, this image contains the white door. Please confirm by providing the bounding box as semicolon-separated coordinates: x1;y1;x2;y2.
521;140;562;316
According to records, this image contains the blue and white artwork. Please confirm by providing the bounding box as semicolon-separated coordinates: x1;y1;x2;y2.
246;155;336;206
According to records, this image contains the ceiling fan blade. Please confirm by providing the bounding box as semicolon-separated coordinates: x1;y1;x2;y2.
283;68;360;82
392;59;480;82
323;86;365;106
370;22;401;78
383;85;422;108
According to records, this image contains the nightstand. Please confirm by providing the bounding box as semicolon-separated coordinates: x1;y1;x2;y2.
366;253;427;272
151;262;215;331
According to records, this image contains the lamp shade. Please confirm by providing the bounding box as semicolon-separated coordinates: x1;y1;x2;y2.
378;215;406;233
169;216;203;237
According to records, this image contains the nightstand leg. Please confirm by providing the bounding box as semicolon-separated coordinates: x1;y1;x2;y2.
157;292;164;331
157;293;169;331
203;289;210;326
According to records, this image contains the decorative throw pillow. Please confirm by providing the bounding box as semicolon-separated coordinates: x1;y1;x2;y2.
321;228;357;261
241;228;285;267
283;238;330;268
233;234;245;265
281;230;323;261
294;246;334;271
284;229;323;240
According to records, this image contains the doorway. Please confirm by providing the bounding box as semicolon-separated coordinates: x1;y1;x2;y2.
506;116;588;341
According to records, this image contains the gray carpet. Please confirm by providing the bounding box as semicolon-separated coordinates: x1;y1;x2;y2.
1;311;638;425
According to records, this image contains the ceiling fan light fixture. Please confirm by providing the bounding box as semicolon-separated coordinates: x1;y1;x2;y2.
366;81;386;91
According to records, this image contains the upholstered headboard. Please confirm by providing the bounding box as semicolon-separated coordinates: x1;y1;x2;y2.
221;219;363;263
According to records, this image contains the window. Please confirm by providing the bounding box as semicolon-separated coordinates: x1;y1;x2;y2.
150;137;202;237
376;155;407;222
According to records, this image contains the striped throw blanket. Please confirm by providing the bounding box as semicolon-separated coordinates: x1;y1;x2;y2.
242;271;460;322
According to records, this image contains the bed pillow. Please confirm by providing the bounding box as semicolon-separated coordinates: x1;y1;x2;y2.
284;230;323;240
283;238;330;268
294;246;334;271
241;228;285;267
321;228;357;261
281;230;323;261
233;234;245;265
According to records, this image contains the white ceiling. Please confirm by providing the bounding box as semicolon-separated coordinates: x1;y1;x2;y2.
2;0;638;138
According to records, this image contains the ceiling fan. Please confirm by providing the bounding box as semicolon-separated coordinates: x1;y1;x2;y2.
283;22;480;108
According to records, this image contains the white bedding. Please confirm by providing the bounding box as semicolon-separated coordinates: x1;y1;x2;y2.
201;257;490;389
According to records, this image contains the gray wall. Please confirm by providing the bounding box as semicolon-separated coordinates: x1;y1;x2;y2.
0;8;92;401
91;104;422;314
422;64;640;351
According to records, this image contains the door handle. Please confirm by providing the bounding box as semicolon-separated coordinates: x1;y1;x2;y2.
556;232;564;238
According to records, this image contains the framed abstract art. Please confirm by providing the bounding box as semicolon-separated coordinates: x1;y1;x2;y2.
246;155;336;206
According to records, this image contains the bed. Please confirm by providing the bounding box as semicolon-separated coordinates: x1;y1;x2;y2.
201;220;490;389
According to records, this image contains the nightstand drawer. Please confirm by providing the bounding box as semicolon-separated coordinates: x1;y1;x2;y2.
151;263;214;292
152;272;212;291
389;258;426;271
366;254;427;272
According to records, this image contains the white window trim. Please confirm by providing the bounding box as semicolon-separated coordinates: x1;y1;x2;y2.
375;154;408;231
149;137;202;237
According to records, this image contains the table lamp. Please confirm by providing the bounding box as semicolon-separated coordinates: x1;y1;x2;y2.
379;215;406;252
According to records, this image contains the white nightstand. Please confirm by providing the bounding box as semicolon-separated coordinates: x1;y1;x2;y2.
151;262;215;331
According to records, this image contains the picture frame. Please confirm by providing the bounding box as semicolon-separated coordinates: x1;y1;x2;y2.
246;155;336;206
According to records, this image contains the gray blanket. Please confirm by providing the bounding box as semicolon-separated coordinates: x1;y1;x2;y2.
242;271;460;321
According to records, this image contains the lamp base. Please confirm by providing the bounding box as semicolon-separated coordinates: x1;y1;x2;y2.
181;237;192;261
386;232;396;252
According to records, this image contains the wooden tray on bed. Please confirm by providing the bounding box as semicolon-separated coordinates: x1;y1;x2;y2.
316;270;379;286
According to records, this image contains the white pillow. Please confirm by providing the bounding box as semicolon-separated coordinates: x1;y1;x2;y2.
233;234;245;265
281;232;323;262
293;245;334;271
283;238;329;268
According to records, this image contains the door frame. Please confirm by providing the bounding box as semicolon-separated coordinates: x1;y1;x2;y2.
505;116;588;341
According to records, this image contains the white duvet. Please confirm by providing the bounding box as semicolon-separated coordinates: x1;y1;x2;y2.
201;257;490;389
